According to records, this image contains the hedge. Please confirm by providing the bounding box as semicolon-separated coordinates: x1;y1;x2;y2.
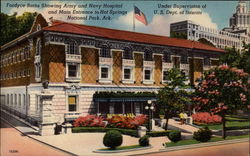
72;127;138;137
225;126;250;131
146;130;171;137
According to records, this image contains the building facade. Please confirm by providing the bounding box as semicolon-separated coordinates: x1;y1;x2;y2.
0;14;224;134
170;1;250;51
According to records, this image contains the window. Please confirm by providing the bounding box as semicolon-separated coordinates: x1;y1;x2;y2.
67;41;78;54
163;70;169;81
144;69;151;80
68;64;77;77
23;94;26;109
124;68;131;80
35;63;41;79
19;94;21;108
68;96;77;112
172;56;180;69
100;46;111;57
123;48;133;59
15;94;17;107
101;67;109;79
144;50;152;61
36;39;41;56
7;94;9;105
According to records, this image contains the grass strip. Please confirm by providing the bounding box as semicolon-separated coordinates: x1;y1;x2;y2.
165;135;249;147
100;145;144;150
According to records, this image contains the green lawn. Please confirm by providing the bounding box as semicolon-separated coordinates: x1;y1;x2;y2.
165;135;249;147
100;145;145;150
197;116;250;130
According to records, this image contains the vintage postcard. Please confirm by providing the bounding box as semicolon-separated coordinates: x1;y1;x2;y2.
1;0;249;156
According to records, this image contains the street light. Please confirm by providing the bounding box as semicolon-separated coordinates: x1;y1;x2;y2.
145;100;154;132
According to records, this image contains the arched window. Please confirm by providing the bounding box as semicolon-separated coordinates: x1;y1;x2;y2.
36;24;41;31
123;47;133;59
100;45;111;57
67;40;78;54
36;39;41;56
144;49;152;61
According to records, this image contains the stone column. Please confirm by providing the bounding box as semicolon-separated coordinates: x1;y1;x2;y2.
38;89;55;136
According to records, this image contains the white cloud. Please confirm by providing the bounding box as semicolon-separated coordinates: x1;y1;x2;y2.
113;11;146;31
9;1;84;24
114;7;218;37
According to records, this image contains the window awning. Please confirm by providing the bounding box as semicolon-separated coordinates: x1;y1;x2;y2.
94;97;156;102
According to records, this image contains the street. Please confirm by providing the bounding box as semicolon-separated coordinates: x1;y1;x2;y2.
141;141;250;156
0;119;72;156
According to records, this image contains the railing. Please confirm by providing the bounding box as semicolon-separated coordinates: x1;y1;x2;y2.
64;112;83;121
99;57;113;65
66;54;81;63
122;59;135;66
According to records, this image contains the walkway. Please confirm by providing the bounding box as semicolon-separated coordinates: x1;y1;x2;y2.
168;119;199;133
0;119;71;156
141;141;249;156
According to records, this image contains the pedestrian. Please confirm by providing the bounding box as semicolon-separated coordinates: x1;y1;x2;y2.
179;112;184;125
183;112;188;124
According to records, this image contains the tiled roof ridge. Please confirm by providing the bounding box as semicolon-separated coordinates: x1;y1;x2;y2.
43;20;225;53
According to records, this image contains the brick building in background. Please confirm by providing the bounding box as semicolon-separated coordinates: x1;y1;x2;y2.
0;14;224;134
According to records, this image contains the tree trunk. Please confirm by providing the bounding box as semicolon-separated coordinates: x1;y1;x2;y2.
221;113;226;139
164;112;170;130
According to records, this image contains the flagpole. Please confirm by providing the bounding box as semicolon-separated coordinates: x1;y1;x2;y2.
133;5;135;32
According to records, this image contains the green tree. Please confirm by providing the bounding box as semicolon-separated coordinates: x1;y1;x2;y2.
219;43;250;74
193;65;249;139
170;32;187;39
0;12;37;46
157;68;191;130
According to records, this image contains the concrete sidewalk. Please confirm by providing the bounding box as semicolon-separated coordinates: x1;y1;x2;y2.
1;110;248;156
1;110;170;156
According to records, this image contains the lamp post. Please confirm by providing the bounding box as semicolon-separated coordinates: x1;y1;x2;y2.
145;100;154;132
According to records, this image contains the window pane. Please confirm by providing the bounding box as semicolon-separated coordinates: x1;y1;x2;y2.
68;65;77;77
163;71;168;80
101;67;108;78
144;70;151;80
68;96;77;112
124;68;131;79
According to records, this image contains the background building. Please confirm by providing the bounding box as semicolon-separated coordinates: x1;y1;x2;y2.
0;14;224;135
170;1;250;51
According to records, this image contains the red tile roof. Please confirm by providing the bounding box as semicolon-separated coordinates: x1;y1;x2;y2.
43;20;225;53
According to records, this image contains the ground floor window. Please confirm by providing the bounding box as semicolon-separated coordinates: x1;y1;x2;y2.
68;95;77;112
97;102;147;115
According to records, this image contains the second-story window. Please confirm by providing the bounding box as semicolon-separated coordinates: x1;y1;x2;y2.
123;48;133;59
67;40;78;55
36;39;41;56
100;45;111;57
144;50;152;61
172;56;180;69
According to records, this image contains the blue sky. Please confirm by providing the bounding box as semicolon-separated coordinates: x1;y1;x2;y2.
1;0;248;36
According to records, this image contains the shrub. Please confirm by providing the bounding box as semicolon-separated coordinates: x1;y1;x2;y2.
107;115;147;129
103;130;123;149
74;115;105;127
192;112;222;124
193;127;212;142
139;135;150;146
146;131;171;137
168;130;181;142
72;127;138;137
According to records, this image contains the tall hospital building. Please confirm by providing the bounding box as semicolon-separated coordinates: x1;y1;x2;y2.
0;14;224;135
170;0;250;50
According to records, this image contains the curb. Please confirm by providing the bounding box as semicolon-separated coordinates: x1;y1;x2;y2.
131;138;249;156
0;114;78;156
93;146;152;153
159;138;249;152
